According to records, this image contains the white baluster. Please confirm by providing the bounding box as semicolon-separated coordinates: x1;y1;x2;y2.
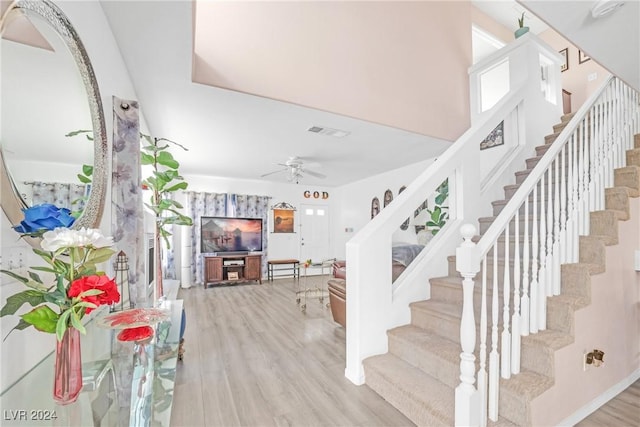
489;244;500;421
582;116;590;236
553;157;561;296
560;143;568;266
538;173;547;331
479;256;488;427
521;195;530;336
502;224;511;378
546;167;554;298
512;211;521;374
530;183;539;334
589;114;597;213
455;224;480;427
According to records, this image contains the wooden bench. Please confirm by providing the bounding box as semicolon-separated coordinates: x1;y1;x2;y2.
267;259;300;281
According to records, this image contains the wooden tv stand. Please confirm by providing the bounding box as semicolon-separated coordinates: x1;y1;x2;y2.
204;254;262;288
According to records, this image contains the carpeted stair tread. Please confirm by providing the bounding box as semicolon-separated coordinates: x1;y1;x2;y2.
499;370;554;400
364;353;454;426
548;292;590;310
522;328;574;350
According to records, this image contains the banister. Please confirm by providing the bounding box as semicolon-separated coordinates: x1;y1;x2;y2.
476;74;615;256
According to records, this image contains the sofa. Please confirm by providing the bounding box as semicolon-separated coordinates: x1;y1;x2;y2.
328;260;346;328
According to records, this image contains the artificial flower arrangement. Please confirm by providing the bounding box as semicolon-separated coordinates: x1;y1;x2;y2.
0;203;120;341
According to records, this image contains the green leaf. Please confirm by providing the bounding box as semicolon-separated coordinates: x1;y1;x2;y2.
86;247;115;264
3;319;32;342
22;306;58;334
0;290;46;316
56;310;72;341
69;310;86;334
77;174;91;184
65;129;92;137
156;151;179;169
82;164;94;176
0;269;29;284
141;153;155;165
26;271;43;284
78;289;104;298
165;182;188;193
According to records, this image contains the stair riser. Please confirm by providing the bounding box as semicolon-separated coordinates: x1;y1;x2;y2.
589;211;619;244
499;383;532;426
635;134;640;149
388;334;459;389
614;166;640;195
626;148;640;167
546;297;576;335
521;338;555;378
363;366;450;427
561;264;593;299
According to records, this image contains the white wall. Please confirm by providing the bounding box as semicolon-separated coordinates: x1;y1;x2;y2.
0;0;138;391
332;157;437;260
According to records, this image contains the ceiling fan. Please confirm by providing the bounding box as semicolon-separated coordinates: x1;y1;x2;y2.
260;156;326;183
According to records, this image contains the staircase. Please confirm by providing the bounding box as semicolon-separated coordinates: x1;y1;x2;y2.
362;113;640;426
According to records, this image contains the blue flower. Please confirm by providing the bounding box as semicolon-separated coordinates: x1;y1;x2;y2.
13;203;76;235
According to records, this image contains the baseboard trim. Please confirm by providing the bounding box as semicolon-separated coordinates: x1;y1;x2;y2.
557;368;640;426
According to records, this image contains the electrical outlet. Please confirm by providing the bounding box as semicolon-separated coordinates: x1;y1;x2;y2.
583;351;591;371
588;72;598;82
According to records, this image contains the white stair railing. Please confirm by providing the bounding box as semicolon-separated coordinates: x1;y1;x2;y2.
345;33;564;388
455;76;640;425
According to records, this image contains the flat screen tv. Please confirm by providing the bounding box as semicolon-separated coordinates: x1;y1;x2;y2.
200;216;263;254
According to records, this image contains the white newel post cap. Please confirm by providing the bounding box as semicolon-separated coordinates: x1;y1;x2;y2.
456;224;480;275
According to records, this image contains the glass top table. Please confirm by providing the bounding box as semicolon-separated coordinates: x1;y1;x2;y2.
0;299;183;427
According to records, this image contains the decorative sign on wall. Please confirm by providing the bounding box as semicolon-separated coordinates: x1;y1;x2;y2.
480;121;504;150
303;190;329;199
271;201;296;233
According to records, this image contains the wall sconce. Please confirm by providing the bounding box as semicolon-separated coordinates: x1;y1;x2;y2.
585;349;605;367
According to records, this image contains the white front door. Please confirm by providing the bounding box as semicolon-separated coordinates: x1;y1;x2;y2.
299;204;330;263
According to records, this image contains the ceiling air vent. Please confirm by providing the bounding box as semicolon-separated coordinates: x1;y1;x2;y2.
307;126;350;138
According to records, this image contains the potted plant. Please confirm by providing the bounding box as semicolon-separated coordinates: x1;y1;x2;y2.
515;12;530;38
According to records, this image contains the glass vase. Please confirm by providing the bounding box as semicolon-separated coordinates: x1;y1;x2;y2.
53;328;83;405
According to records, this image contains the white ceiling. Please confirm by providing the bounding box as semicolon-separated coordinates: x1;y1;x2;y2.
4;0;637;190
99;1;453;188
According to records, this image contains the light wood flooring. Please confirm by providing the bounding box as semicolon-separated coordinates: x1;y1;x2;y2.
170;277;639;427
170;277;413;427
575;379;640;427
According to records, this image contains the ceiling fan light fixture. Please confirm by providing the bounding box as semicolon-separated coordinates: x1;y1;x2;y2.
591;0;625;18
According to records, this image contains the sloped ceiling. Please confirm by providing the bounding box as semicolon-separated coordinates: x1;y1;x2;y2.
520;0;639;92
192;1;473;142
100;1;475;187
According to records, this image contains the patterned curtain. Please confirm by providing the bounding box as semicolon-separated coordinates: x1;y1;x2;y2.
186;192;270;285
186;192;228;284
31;182;87;213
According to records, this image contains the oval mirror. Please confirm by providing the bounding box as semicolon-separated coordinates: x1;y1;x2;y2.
0;0;107;244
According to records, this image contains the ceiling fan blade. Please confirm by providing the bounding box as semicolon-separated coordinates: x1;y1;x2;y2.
301;168;326;179
260;168;287;178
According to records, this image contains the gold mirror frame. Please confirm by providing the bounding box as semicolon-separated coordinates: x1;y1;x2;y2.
0;0;107;243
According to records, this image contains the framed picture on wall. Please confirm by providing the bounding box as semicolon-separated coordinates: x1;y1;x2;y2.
273;209;295;233
560;48;569;72
579;50;591;64
371;197;380;219
480;121;505;150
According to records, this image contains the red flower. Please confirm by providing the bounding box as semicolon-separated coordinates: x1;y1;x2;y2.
68;275;120;314
117;326;154;342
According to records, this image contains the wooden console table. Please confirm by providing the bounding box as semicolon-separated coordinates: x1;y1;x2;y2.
204;254;262;287
267;259;300;281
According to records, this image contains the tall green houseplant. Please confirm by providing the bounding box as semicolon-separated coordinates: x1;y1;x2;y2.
140;135;193;299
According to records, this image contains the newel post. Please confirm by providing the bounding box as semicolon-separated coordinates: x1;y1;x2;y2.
455;224;481;426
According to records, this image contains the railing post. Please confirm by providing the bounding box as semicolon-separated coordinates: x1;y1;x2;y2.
455;224;481;427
